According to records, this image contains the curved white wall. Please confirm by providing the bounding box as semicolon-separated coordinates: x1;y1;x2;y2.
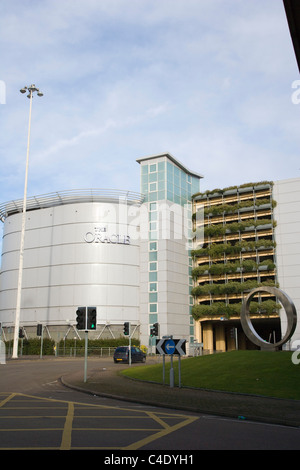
0;200;140;330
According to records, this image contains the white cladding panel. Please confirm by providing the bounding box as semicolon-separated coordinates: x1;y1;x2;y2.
274;178;300;347
0;201;140;327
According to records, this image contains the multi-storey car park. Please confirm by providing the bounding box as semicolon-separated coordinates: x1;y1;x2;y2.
192;182;282;353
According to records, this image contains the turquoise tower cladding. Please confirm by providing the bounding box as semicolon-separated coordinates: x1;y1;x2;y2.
136;153;202;349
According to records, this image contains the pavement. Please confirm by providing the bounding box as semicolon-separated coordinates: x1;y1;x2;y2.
61;358;300;428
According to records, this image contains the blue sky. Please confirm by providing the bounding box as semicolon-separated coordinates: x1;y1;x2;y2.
0;0;299;210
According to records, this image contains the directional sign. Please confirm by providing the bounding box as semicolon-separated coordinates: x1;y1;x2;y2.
156;338;186;356
175;339;186;356
164;339;175;355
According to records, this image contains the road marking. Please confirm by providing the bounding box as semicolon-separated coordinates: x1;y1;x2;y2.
60;402;74;450
124;415;199;450
0;393;199;450
146;411;170;429
0;393;17;408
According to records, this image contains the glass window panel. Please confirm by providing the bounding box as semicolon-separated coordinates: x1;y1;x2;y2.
149;241;157;251
149;163;157;172
149;292;157;302
141;174;148;185
167;181;173;192
149;282;157;291
149;271;157;282
149;192;157;202
149;251;157;261
149;313;158;324
167;161;173;176
149;230;157;240
149;172;157;182
149;182;157;191
158;190;165;200
167;191;174;202
149;303;157;313
158;180;165;190
149;262;157;271
149;211;157;221
158;171;165;181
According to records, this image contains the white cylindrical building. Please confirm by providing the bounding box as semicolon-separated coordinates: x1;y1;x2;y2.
0;189;143;341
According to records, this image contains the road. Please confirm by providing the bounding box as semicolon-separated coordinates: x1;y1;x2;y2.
0;357;299;453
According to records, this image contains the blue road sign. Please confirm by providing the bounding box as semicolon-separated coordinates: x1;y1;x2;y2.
164;339;175;355
156;338;187;356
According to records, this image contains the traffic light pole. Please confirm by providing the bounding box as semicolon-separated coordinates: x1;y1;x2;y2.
129;334;131;366
123;322;131;366
84;330;88;383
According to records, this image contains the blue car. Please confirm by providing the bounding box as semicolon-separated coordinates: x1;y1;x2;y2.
113;346;146;364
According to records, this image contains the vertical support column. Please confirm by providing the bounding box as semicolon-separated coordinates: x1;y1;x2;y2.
203;322;214;354
215;324;226;352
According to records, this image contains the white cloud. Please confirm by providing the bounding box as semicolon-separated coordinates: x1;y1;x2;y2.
0;0;299;208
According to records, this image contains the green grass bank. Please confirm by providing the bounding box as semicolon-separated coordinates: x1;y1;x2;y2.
121;351;300;400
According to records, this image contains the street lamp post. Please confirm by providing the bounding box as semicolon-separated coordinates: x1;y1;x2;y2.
12;84;43;359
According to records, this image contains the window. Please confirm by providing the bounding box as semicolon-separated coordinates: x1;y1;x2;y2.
149;313;158;324
149;272;157;282
149;292;157;302
149;172;157;182
149;163;157;172
149;262;157;271
149;221;157;231
149;251;157;261
149;303;157;313
149;241;157;251
149;182;157;192
149;210;157;221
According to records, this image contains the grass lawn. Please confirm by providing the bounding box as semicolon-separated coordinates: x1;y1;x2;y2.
121;350;300;400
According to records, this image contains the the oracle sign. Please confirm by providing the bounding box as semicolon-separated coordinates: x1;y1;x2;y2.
84;226;130;245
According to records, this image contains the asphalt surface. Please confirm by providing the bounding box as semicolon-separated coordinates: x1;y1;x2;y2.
61;358;300;428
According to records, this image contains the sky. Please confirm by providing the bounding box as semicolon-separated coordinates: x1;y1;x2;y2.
0;0;299;213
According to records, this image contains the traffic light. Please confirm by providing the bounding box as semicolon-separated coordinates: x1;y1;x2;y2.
153;322;159;337
37;324;42;336
76;307;86;330
19;328;24;339
123;322;130;336
87;307;97;330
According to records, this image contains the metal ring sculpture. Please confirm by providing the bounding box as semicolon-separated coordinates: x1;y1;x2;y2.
240;287;297;350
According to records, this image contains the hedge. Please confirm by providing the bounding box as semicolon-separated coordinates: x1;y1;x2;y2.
192;299;281;320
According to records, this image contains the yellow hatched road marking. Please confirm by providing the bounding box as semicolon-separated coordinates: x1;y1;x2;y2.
0;392;199;450
60;402;74;450
0;393;18;408
124;416;199;450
